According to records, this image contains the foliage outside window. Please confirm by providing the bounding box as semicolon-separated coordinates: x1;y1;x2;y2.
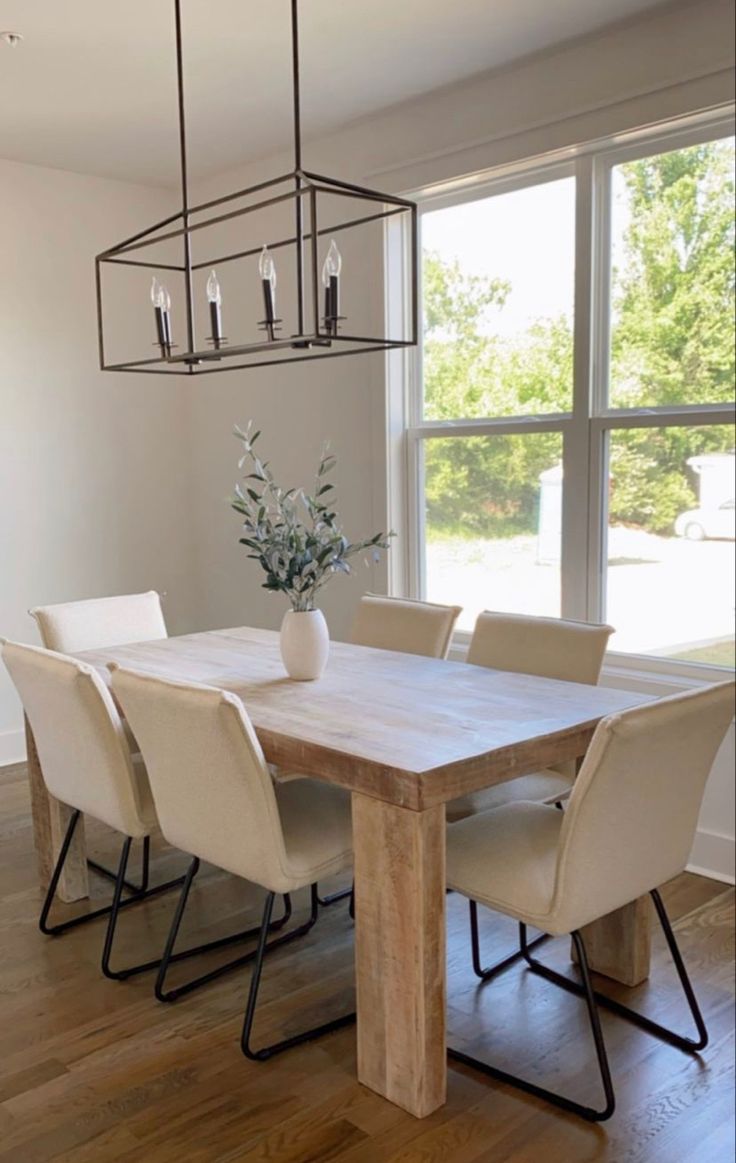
410;123;735;665
608;140;735;533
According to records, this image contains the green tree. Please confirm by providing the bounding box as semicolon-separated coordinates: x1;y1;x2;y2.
611;140;735;409
424;138;735;539
424;253;571;536
609;140;735;531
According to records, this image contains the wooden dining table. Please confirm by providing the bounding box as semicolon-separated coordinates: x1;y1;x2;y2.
25;625;654;1119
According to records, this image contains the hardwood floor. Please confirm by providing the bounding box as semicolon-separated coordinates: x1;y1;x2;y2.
0;760;733;1162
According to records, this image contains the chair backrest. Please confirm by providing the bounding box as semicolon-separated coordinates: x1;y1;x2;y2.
29;591;167;654
111;667;290;888
1;641;149;838
551;682;735;931
350;594;462;659
467;611;613;685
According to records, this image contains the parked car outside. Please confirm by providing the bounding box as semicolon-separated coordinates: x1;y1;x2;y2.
674;499;736;541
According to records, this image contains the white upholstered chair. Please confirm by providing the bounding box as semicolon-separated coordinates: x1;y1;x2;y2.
0;641;184;978
28;590;168;883
111;666;355;1058
448;611;614;823
350;594;462;659
447;611;614;980
446;680;735;1122
29;591;168;654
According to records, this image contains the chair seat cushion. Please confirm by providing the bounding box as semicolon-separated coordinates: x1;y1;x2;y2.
446;769;573;823
447;802;564;929
275;777;353;887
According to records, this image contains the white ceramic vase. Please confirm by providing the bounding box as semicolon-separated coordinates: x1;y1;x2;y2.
279;608;330;681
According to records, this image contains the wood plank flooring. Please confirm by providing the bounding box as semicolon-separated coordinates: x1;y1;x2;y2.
0;760;733;1162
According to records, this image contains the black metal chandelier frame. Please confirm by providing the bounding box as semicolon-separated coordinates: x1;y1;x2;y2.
95;0;418;375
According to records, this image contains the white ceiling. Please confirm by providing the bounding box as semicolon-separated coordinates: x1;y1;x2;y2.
0;0;670;187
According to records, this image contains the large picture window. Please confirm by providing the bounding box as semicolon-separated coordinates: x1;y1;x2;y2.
403;114;736;671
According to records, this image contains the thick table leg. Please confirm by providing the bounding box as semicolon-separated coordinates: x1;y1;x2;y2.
353;794;446;1119
577;896;652;987
26;716;89;904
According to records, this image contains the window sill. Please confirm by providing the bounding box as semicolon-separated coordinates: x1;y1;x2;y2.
448;634;733;696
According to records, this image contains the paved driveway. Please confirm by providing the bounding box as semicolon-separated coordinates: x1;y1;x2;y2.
426;526;735;666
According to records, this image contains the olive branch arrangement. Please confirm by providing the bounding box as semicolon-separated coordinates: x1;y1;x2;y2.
231;423;393;613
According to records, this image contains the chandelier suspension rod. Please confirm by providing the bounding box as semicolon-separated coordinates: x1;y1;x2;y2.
174;0;196;356
291;0;303;172
291;0;306;335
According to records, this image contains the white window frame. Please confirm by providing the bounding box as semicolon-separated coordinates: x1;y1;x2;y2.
391;106;736;680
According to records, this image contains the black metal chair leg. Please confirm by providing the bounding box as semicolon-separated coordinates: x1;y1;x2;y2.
40;813;168;938
154;855;200;997
87;833;151;896
39;810;89;935
570;930;617;1120
100;839;192;981
468;899;549;981
650;888;708;1051
316;881;353;907
101;837;134;978
449;925;616;1122
154;862;295;1003
139;837;151;893
520;893;709;1053
241;884;356;1062
41;817;260;985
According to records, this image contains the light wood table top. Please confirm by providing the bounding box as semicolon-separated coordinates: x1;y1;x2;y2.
77;625;651;811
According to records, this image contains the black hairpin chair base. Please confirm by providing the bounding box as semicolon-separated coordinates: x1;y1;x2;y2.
519;890;709;1053
468;899;549;981
40;809;187;978
87;835;151;896
451;927;615;1121
241;885;356;1061
40;810;291;990
154;856;293;1003
450;889;707;1123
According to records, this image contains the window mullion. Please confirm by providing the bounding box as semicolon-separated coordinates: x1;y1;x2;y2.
585;154;614;624
561;155;595;622
409;415;570;439
591;405;736;432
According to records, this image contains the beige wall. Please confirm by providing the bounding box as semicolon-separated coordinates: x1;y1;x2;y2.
0;159;198;759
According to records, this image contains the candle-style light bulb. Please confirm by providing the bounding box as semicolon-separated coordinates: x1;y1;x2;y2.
322;239;342;285
259;245;277;291
206;268;223;348
259;245;277;334
151;276;165;309
322;239;343;334
151;277;172;353
206;268;221;305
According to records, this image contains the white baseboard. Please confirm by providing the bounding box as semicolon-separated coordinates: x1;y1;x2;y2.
687;828;735;886
0;729;26;767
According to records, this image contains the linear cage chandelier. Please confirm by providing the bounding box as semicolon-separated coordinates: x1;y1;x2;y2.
95;0;418;375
